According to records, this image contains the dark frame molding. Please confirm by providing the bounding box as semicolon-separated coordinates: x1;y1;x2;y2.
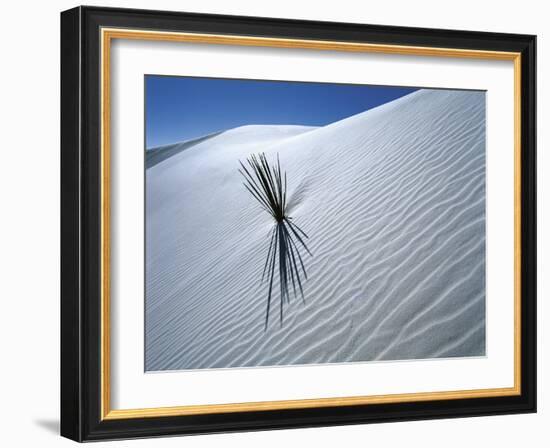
61;5;536;442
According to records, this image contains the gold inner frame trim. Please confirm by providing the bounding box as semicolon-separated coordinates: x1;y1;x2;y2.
100;27;522;420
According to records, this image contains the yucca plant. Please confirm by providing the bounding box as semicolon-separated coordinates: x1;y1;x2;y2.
239;153;312;329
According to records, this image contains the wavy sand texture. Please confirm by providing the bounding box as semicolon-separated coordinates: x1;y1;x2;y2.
145;89;486;371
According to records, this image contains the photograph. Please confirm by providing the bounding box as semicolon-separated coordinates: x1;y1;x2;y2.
56;3;538;443
144;76;487;372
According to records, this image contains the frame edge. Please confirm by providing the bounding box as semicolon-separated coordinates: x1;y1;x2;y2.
519;33;537;414
60;6;84;443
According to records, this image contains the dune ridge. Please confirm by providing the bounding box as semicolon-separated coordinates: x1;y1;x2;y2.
145;89;486;371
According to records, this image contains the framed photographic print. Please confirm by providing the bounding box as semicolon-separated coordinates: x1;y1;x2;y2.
60;6;536;442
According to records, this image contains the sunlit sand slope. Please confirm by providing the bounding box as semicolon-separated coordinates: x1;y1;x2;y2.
145;89;486;371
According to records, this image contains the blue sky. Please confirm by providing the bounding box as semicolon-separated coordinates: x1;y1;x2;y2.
145;75;417;149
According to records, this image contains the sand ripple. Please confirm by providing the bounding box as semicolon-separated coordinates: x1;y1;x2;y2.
145;90;486;371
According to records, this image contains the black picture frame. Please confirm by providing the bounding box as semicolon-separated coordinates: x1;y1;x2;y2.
61;5;536;442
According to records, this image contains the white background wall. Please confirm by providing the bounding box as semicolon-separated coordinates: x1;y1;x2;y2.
0;0;546;446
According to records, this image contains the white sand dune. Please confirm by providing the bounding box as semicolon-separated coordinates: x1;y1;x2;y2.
145;89;486;371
